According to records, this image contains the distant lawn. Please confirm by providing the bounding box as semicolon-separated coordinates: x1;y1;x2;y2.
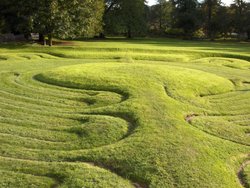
0;38;249;188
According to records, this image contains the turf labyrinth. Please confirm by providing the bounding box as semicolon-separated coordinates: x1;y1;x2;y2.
0;39;250;187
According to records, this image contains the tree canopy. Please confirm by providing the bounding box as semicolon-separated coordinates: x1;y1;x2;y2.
0;0;250;42
0;0;104;45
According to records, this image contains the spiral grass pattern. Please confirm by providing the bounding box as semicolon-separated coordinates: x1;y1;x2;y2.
0;39;250;187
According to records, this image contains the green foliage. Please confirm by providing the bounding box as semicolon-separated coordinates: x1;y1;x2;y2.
232;0;250;39
0;0;33;35
0;0;104;44
33;0;104;39
104;0;147;37
193;28;206;38
121;0;147;37
201;0;235;39
171;0;203;38
148;0;173;34
165;28;184;36
1;0;250;40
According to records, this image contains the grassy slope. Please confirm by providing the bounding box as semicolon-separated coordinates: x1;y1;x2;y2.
0;38;249;188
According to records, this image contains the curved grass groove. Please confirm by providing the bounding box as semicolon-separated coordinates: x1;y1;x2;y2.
0;156;135;188
238;159;250;188
0;71;138;153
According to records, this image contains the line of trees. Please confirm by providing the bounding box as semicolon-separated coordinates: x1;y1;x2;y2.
0;0;250;44
149;0;250;40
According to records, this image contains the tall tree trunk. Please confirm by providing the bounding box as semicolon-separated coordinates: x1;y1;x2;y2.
159;2;162;31
127;25;132;38
99;32;105;38
207;0;212;39
247;31;250;40
48;34;53;46
237;0;243;37
39;34;47;46
100;0;118;38
43;37;47;46
39;33;44;42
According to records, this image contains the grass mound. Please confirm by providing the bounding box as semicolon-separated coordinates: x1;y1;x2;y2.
0;38;249;187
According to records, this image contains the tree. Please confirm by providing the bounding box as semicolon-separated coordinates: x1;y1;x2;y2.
103;0;124;36
148;0;173;34
159;0;173;31
245;3;250;39
32;0;104;46
215;6;233;38
231;0;250;39
104;0;120;15
0;0;33;36
171;0;202;38
234;0;244;34
104;0;147;38
0;0;104;45
202;0;221;39
121;0;146;38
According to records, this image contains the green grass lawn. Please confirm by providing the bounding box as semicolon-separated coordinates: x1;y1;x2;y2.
0;38;249;188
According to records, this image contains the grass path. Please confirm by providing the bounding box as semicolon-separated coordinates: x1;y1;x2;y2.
0;39;249;187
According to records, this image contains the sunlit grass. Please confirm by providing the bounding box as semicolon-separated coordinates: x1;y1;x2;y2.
0;38;249;187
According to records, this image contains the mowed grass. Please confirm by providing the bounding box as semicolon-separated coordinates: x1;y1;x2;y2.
0;38;249;188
